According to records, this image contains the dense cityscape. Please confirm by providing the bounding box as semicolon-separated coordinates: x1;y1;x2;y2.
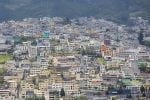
0;17;150;100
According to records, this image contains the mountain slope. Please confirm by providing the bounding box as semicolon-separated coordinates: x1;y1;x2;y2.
0;0;150;23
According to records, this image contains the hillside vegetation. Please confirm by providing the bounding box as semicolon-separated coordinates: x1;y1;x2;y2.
0;0;150;23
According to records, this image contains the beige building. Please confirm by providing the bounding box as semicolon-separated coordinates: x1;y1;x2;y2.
7;80;17;89
21;81;35;90
0;90;14;100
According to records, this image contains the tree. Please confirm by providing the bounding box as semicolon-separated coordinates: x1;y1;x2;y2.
94;87;98;90
0;68;5;76
143;40;150;47
142;93;146;97
0;76;4;84
139;64;146;72
126;94;132;99
138;33;144;45
108;85;114;90
40;96;45;100
31;40;37;46
48;59;53;65
140;85;145;94
112;97;116;100
51;47;56;54
116;36;120;42
60;88;65;97
118;86;123;94
63;17;71;25
81;49;86;56
61;72;64;79
32;77;36;85
75;96;88;100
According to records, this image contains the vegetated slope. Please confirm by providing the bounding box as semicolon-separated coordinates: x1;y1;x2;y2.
0;0;150;23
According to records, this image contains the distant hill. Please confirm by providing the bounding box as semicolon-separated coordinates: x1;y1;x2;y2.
0;0;150;24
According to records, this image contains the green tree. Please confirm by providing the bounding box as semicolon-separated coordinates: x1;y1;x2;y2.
140;85;145;94
112;97;116;100
0;68;6;76
31;40;37;46
126;94;132;99
75;96;88;100
144;40;150;47
32;77;37;85
48;59;53;65
142;93;146;97
138;32;144;45
60;88;65;97
108;85;114;90
139;63;147;72
0;76;4;84
61;72;64;79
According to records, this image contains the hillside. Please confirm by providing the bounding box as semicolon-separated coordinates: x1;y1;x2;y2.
0;0;150;23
